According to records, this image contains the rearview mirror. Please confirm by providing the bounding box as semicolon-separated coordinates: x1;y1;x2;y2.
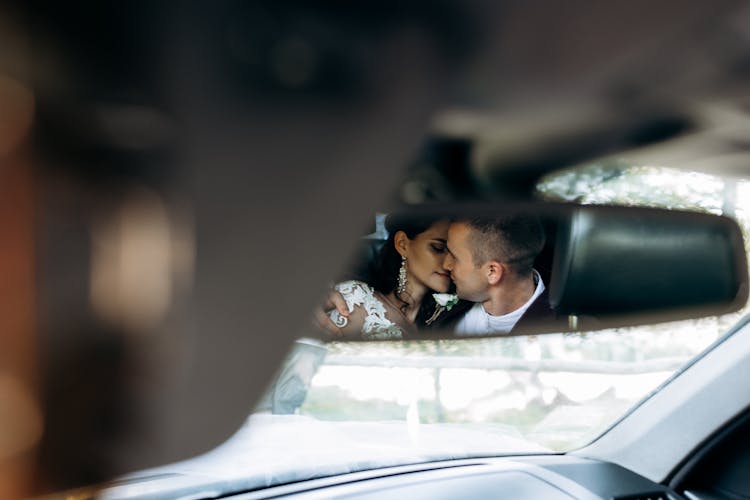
315;203;748;340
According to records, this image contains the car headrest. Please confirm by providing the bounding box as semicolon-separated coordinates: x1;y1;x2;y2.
349;237;386;283
549;207;747;316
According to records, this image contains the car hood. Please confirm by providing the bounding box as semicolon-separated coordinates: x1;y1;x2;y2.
100;413;550;499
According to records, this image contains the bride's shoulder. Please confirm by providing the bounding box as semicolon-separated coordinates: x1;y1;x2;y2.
332;280;390;318
333;280;376;300
331;280;402;340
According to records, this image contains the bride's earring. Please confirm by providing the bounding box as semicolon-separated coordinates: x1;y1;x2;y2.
397;256;407;296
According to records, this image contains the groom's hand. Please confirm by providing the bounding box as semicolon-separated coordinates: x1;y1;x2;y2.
313;290;349;337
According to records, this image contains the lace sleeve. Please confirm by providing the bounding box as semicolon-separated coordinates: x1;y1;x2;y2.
329;281;403;340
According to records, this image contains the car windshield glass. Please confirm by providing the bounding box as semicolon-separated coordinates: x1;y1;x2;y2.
122;164;750;494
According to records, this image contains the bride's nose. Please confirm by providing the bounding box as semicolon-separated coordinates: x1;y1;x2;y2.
443;253;454;271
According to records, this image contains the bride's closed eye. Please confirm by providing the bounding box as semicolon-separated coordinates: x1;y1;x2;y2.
430;243;447;254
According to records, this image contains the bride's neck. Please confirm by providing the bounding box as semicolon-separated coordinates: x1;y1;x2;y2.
393;284;426;322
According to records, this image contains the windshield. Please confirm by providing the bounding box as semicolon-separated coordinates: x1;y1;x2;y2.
113;165;749;495
299;321;737;452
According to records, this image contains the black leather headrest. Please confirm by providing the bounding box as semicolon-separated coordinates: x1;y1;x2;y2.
549;207;747;316
350;237;386;283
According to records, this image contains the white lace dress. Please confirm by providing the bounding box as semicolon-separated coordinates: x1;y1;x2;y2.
328;280;404;340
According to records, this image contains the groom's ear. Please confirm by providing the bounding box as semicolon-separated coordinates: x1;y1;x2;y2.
486;261;503;285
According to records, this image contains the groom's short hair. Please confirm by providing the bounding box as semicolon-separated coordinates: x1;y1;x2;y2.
464;214;545;276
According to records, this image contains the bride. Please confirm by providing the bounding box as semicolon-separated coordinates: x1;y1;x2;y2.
326;214;456;339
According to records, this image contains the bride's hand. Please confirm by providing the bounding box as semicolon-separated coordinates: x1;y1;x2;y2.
313;290;349;337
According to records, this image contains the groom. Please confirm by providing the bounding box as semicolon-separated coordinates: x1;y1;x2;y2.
321;214;555;336
431;214;554;334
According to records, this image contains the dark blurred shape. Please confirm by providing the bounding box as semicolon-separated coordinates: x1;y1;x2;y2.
29;1;175;188
399;106;696;203
624;114;694;147
0;76;33;157
480;109;695;199
402;137;475;203
26;0;481;492
34;321;134;494
218;0;478;100
34;103;176;189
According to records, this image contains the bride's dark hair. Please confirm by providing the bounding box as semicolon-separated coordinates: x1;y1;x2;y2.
370;213;446;327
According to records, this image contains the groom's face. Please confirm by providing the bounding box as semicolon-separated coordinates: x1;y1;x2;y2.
444;222;490;302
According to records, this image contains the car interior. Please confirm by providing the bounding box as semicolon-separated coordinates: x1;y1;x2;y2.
4;1;750;499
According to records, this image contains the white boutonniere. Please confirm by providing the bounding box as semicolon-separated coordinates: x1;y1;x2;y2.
433;293;459;310
426;293;459;325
